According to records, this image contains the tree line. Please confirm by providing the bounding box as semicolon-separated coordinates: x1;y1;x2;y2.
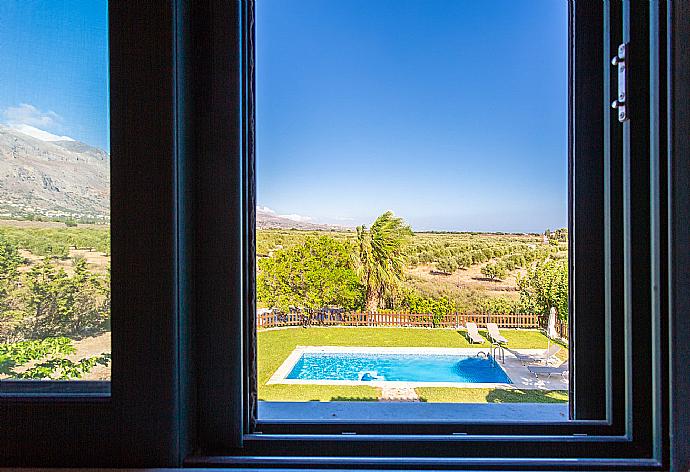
0;226;110;257
258;212;569;322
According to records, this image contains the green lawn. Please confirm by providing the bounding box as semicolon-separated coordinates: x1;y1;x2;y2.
258;327;568;402
415;388;568;403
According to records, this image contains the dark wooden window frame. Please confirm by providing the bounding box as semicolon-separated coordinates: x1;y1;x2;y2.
0;1;687;470
189;1;677;469
0;1;185;467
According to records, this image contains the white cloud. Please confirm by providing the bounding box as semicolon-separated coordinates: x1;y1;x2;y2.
257;205;314;223
2;104;75;142
256;205;276;214
3;103;63;129
279;213;313;223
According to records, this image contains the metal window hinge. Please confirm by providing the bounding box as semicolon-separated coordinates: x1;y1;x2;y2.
611;43;628;122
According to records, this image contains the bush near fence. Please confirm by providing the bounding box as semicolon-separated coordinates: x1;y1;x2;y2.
256;311;568;339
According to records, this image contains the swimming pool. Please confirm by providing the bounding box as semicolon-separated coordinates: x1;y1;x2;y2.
285;352;512;384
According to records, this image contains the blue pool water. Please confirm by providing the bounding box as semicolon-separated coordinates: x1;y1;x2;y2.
286;353;512;383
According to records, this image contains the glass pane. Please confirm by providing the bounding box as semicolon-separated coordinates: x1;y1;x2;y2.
0;1;111;381
256;0;568;421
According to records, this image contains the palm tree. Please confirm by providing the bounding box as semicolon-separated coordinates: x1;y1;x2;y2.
354;211;413;312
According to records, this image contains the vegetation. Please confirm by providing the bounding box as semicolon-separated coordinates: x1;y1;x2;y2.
0;232;22;314
0;225;111;379
20;258;110;339
0;225;110;257
0;255;110;343
481;262;507;281
0;337;110;379
546;227;568;242
516;258;568;320
416;388;568;403
3;213;109;226
257;214;568;321
257;236;363;311
258;383;380;402
396;292;455;325
0;213;568;382
354;211;413;311
406;232;556;272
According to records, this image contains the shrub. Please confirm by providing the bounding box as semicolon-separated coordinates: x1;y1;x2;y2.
399;292;455;326
436;258;457;274
481;262;507;281
0;337;110;379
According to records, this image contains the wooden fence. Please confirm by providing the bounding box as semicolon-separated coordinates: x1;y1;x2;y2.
256;311;567;338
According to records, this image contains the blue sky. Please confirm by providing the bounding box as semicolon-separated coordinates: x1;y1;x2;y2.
0;1;566;232
0;1;109;151
257;0;568;232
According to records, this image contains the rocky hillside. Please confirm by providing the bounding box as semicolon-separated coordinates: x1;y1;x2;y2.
256;208;348;231
0;124;109;221
0;123;348;230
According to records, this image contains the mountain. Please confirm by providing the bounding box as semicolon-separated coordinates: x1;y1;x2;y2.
0;123;348;229
256;207;349;231
0;124;109;221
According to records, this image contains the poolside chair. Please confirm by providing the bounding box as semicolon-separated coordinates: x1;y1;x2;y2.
486;323;508;344
509;344;562;365
527;361;569;379
465;322;485;344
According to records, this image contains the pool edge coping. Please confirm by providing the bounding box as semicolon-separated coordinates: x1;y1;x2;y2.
267;346;552;388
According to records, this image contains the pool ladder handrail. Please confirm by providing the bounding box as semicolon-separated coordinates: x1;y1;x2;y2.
491;342;506;364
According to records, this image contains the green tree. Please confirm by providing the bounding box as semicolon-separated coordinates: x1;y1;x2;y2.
436;258;457;274
0;233;22;309
0;234;24;341
354;212;413;312
257;236;364;312
476;296;517;315
553;228;568;242
516;258;568;320
481;262;507;281
19;259;66;338
455;254;472;269
19;258;109;339
67;258;110;335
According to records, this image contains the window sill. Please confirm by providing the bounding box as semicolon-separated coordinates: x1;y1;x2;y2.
185;455;663;470
0;380;110;399
257;400;568;422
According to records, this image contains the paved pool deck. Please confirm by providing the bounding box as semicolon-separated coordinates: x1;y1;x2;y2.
258;401;569;422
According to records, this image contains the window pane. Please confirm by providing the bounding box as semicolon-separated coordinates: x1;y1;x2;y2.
0;1;111;381
256;0;568;421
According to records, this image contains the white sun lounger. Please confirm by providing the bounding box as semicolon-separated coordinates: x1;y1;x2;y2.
510;344;562;365
465;322;485;344
486;323;508;344
527;362;569;379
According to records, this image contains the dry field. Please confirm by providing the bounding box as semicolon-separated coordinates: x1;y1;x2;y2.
0;219;108;230
18;248;110;275
407;262;526;295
